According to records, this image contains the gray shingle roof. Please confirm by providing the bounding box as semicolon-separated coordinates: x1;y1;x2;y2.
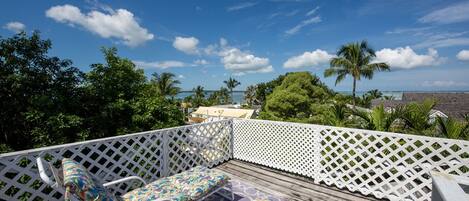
371;92;469;120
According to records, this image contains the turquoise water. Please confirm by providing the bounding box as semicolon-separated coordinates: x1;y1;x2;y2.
176;91;246;104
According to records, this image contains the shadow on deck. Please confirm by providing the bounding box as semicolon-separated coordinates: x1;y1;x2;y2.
215;160;382;201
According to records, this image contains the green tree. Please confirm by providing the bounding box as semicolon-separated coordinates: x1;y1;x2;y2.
401;99;436;135
259;72;331;122
191;85;206;107
317;103;354;127
353;104;404;132
223;77;241;104
150;72;181;97
208;87;230;105
131;96;184;131
366;89;383;99
244;85;259;106
359;89;383;108
0;32;84;151
324;41;390;107
255;74;286;108
436;117;469;140
84;47;146;138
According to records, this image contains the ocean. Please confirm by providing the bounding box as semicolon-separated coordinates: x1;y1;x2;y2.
176;91;468;104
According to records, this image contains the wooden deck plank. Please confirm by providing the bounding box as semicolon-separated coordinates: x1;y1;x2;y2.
215;160;381;201
228;160;378;201
218;163;329;201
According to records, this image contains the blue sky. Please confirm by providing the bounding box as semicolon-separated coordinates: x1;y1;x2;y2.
1;0;469;91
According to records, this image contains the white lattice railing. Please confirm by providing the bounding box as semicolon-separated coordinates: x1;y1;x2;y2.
0;120;232;201
2;118;469;201
232;119;469;201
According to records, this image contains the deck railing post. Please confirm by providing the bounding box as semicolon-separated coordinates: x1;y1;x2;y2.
162;131;170;177
312;126;323;184
230;118;235;159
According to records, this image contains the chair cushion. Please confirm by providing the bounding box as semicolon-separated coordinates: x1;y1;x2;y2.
121;166;229;201
62;158;115;201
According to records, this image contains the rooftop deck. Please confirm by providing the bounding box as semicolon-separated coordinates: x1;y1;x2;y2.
1;118;468;201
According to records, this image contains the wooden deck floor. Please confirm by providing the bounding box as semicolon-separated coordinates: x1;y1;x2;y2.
215;160;381;201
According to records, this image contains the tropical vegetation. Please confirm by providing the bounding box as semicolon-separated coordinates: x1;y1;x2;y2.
324;40;390;107
0;32;184;153
1;33;468;154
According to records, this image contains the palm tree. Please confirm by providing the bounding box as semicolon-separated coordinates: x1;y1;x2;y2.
366;89;383;99
436;117;469;140
244;85;259;106
151;72;181;97
192;85;205;107
401;99;436;135
324;41;390;107
224;77;241;104
353;104;404;132
321;103;354;127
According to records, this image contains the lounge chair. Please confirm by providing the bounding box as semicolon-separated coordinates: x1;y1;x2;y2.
37;157;234;201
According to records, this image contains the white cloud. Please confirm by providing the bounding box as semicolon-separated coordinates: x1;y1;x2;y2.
375;46;444;69
457;50;469;61
173;36;200;54
3;21;25;33
133;60;186;69
285;16;321;35
306;6;319;16
177;74;185;79
218;39;273;75
283;49;334;68
414;37;469;49
194;59;209;65
46;4;153;47
422;80;469;87
385;27;432;35
419;1;469;24
227;2;257;11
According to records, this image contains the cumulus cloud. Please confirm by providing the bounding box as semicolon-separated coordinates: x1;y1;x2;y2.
419;1;469;24
457;50;469;61
226;2;257;11
283;49;334;68
46;4;154;47
285;16;321;35
218;39;273;75
3;21;25;33
375;46;443;69
177;74;185;79
173;36;200;54
133;60;186;69
422;80;469;87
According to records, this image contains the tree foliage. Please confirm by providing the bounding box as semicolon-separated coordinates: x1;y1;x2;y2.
224;77;241;104
0;32;184;153
0;32;84;151
259;72;332;122
324;40;390;106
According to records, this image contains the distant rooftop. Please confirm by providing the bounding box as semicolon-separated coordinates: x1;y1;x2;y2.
371;92;469;120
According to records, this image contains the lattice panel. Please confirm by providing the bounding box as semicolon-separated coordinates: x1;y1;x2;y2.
232;119;469;201
316;126;469;201
232;119;318;178
0;120;232;201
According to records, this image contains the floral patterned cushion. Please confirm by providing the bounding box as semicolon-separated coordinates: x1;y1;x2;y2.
62;158;116;201
121;166;230;201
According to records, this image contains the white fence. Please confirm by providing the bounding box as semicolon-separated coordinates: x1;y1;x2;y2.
1;118;469;201
0;120;232;201
232;119;469;201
